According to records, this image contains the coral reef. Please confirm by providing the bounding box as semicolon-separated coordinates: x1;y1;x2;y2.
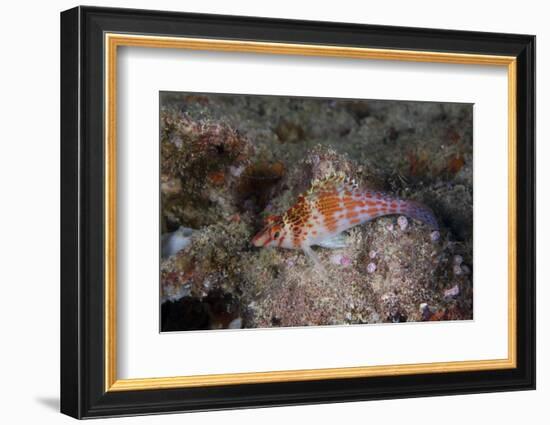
159;93;473;331
160;109;254;229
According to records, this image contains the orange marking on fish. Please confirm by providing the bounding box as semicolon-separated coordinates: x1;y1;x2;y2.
319;201;340;208
322;208;345;216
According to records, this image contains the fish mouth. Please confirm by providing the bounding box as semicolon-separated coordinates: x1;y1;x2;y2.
251;231;271;247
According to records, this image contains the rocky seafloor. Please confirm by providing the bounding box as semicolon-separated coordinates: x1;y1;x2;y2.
159;92;473;332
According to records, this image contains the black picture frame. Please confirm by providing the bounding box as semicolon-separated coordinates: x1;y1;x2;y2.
61;5;535;419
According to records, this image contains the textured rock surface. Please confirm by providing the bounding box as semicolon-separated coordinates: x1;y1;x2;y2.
159;93;473;331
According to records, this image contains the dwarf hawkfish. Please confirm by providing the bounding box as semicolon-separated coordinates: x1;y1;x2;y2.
251;172;438;272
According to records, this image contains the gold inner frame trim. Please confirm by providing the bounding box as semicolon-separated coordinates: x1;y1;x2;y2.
104;33;518;392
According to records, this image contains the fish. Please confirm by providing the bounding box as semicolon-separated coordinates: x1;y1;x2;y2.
251;172;438;272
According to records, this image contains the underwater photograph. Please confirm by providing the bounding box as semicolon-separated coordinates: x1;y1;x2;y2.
159;92;473;332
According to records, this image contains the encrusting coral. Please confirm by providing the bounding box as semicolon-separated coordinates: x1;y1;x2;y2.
160;109;254;229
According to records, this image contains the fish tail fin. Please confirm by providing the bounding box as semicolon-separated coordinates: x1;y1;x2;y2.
398;200;439;229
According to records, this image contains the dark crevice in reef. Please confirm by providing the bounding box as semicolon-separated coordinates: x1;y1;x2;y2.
161;291;241;332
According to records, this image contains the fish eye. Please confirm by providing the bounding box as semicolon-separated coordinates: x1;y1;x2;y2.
273;231;280;239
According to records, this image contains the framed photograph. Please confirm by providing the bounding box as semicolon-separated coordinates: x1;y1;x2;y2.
60;6;535;419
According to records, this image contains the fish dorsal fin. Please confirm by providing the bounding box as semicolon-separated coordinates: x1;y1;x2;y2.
307;172;358;197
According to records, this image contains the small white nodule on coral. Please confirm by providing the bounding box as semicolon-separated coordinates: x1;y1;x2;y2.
330;254;352;267
453;264;463;276
444;284;460;298
397;215;408;231
340;256;352;267
430;230;440;242
229;165;245;177
453;255;464;265
161;226;194;258
330;254;343;265
369;250;377;259
367;262;377;274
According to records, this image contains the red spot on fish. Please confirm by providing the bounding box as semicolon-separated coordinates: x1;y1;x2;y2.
322;205;343;212
343;199;360;208
325;218;338;232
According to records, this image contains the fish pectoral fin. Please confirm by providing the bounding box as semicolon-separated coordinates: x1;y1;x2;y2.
316;233;349;249
303;246;328;279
